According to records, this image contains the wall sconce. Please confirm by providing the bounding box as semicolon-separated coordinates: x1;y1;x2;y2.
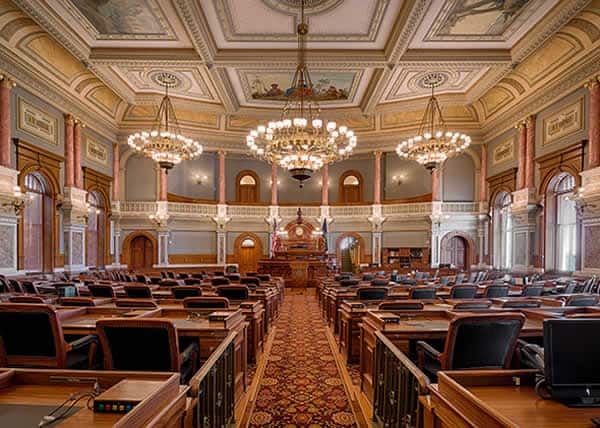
194;174;208;185
2;185;29;215
317;179;330;186
392;175;404;185
149;212;169;226
269;179;281;186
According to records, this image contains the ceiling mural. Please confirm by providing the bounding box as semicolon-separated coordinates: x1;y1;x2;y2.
70;0;174;39
426;0;533;41
247;71;354;102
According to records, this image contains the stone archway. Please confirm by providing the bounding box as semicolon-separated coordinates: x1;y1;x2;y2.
439;231;477;269
121;231;158;270
335;232;366;270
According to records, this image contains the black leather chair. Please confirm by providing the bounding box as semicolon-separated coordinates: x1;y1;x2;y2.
0;303;97;369
212;271;225;277
124;285;153;299
257;274;270;282
522;286;544;297
21;281;38;294
183;278;202;285
335;274;352;282
191;273;205;280
564;295;599;307
211;277;231;286
171;286;202;299
417;313;525;380
135;275;149;284
216;286;249;301
245;272;258;277
225;274;241;283
340;279;360;287
160;279;179;287
97;319;198;384
484;285;510;298
356;287;388;301
362;274;374;281
409;287;437;300
371;279;389;286
8;279;23;293
449;285;477;299
183;297;230;309
88;284;116;298
241;277;260;287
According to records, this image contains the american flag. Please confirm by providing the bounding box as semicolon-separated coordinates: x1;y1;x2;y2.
322;218;328;253
271;218;278;257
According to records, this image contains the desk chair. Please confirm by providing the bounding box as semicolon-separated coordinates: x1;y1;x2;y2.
160;279;179;287
8;279;23;293
467;272;478;283
171;286;202;299
257;275;271;282
166;271;176;279
521;286;544;297
449;286;477;299
362;274;374;281
417;313;525;381
335;274;352;282
439;276;449;286
20;281;38;294
97;319;198;384
245;272;258;277
484;285;510;298
177;273;190;279
356;287;388;301
124;285;153;299
114;299;158;308
241;277;260;287
225;274;241;283
211;277;231;286
183;297;230;309
213;271;225;277
371;279;390;286
135;275;149;284
564;295;599;307
184;278;202;286
216;286;249;301
191;273;205;280
454;273;466;285
340;279;360;287
0;303;97;369
88;284;116;298
409;287;437;300
378;301;424;311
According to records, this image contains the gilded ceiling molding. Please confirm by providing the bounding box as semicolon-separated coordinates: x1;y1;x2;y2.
173;0;218;61
212;56;386;68
387;0;431;63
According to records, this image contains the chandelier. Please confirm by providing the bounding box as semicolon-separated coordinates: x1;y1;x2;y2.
246;0;356;187
395;73;471;171
128;73;203;172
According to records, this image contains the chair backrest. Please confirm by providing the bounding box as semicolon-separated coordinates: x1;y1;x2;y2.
449;286;477;299
467;272;478;283
183;297;230;309
415;272;425;280
191;273;205;280
0;304;66;367
8;279;23;293
245;272;258;277
212;271;225;277
356;287;388;301
114;299;158;308
362;274;374;281
409;287;437;300
335;274;351;282
171;286;202;299
124;285;153;299
378;301;424;311
216;286;249;301
21;281;38;294
484;285;510;298
183;278;202;285
97;319;179;372
441;313;525;370
564;295;599;307
225;274;241;283
177;273;190;279
340;279;360;287
211;277;231;286
167;272;176;279
257;274;270;282
563;281;577;294
522;286;544;297
455;273;466;284
88;284;116;298
135;275;148;284
240;277;260;287
439;276;449;286
371;279;389;286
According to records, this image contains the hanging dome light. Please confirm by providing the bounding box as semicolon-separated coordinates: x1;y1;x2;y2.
395;72;470;171
127;72;203;172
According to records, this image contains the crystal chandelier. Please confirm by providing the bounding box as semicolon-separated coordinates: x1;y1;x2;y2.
246;0;356;187
128;73;203;172
395;73;471;171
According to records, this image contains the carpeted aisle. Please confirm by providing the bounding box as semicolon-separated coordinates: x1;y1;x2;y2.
248;294;358;427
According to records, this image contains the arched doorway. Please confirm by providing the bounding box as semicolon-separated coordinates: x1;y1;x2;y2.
545;173;577;271
122;232;157;271
86;191;106;268
236;170;260;203
336;233;364;273
339;170;363;203
445;236;467;269
21;172;53;272
234;233;263;274
492;192;513;269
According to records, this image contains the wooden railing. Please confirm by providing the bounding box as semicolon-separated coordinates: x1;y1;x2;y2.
189;332;237;428
373;331;430;428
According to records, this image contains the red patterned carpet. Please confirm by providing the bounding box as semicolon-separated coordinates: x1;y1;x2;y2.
248;294;358;427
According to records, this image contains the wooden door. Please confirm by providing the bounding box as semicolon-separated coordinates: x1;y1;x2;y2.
239;185;257;203
130;236;153;270
342;185;360;203
238;238;261;274
448;236;466;269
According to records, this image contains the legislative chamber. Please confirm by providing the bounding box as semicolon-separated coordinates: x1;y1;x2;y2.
1;0;600;426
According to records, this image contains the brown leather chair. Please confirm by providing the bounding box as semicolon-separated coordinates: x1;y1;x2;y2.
87;284;116;298
171;286;202;299
0;303;97;369
183;297;230;309
114;299;158;308
124;285;153;299
97;318;198;384
417;313;525;380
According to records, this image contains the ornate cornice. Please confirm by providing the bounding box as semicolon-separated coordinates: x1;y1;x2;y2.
173;0;218;61
387;0;431;63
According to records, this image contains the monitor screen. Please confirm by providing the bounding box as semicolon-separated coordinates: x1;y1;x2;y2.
545;319;600;387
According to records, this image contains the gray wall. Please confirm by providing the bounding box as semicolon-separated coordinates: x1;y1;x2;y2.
169;231;216;254
82;127;113;177
383;153;432;199
167;152;217;199
278;168;323;204
486;127;519;178
442;153;475;201
125;155;156;201
382;231;430;248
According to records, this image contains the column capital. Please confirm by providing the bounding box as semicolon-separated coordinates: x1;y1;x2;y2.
525;114;536;126
514;120;527;129
217;150;226;156
585;77;600;90
64;114;75;125
0;74;15;89
373;150;382;158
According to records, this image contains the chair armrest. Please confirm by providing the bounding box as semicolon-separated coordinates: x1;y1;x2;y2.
67;334;98;351
416;340;441;369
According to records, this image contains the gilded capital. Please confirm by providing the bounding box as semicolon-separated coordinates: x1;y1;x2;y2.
525;114;536;127
0;74;15;89
64;114;75;125
585;77;599;90
514;120;527;130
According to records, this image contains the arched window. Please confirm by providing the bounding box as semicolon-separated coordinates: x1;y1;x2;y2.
339;171;363;203
493;192;512;269
546;174;576;271
236;171;260;203
22;173;51;272
87;191;106;268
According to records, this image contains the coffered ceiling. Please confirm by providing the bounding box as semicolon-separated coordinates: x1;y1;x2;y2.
2;0;596;150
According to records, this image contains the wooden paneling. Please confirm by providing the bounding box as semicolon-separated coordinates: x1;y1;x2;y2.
382;193;432;204
487;168;517;206
536;141;585;195
167;193;217;204
168;254;218;264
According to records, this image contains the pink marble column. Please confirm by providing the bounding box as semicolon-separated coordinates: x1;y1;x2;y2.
73;120;82;189
321;164;329;205
0;77;12;168
271;163;278;205
218;151;226;204
159;168;167;201
112;143;119;201
480;144;487;202
516;121;527;190
525;115;536;189
374;151;382;204
432;169;440;201
587;78;600;169
64;115;74;188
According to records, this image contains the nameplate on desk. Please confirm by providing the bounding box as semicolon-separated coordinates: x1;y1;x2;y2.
348;302;366;309
208;312;231;322
239;302;255;309
379;313;401;324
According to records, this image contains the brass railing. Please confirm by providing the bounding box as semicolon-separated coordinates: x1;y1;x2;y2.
373;331;430;428
189;332;237;428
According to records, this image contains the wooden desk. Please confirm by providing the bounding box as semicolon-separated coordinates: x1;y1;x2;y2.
0;369;188;428
426;370;599;428
258;259;327;288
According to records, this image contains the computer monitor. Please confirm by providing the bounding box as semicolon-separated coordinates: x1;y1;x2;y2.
544;318;600;406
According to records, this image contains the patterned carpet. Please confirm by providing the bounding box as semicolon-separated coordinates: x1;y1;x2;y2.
248;294;358;427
